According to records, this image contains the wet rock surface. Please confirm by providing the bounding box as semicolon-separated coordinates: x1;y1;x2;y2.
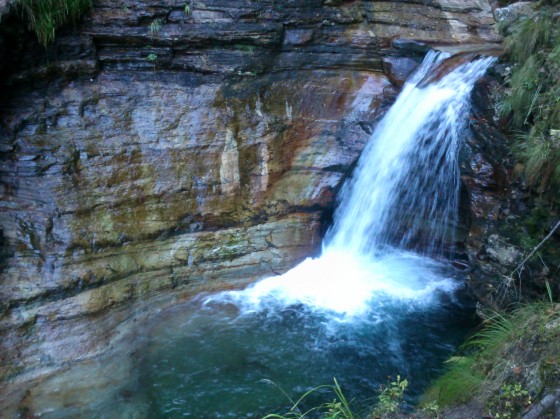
0;0;502;404
461;70;560;311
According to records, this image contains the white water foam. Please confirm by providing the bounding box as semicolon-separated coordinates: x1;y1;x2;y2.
210;249;459;318
327;52;496;255
208;52;496;319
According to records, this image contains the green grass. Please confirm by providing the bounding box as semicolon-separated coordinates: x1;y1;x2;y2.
149;18;163;38
16;0;92;46
422;356;484;406
422;303;560;414
501;56;540;128
263;376;410;419
505;15;552;63
515;126;560;191
463;311;515;355
498;1;560;196
262;378;356;419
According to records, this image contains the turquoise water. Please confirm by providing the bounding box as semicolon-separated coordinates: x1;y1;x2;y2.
125;53;494;418
132;266;475;417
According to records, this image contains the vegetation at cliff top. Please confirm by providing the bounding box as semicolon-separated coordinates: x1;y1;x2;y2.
497;0;560;197
15;0;92;46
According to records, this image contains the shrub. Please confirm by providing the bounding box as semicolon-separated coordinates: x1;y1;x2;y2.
487;383;532;418
370;375;408;418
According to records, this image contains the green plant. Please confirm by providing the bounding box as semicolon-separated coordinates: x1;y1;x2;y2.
149;18;163;37
423;303;560;410
147;53;157;62
487;383;532;418
371;375;408;417
505;15;552;63
263;378;356;419
498;2;560;195
463;312;515;355
16;0;92;46
515;127;560;193
423;356;483;407
545;280;554;303
325;378;356;419
419;400;440;418
184;4;190;14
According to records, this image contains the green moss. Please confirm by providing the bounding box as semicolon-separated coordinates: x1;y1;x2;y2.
16;0;92;47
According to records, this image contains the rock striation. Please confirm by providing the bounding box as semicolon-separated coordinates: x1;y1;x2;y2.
0;0;500;398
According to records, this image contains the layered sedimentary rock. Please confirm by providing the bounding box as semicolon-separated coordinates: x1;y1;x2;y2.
0;0;500;390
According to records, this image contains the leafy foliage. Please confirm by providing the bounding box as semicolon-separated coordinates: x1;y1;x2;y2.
15;0;92;47
370;375;408;417
487;383;532;418
498;2;560;195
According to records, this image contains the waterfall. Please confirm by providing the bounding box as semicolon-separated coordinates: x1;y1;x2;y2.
134;52;497;417
210;51;496;318
326;51;495;256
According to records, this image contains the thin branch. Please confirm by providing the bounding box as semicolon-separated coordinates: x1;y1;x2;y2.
508;220;560;280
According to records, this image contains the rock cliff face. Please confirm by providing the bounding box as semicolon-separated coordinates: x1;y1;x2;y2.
0;0;499;390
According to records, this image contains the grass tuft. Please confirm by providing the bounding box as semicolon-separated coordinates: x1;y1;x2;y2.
498;2;560;197
16;0;92;47
515;126;560;191
423;356;484;406
262;378;356;419
422;302;560;414
505;15;551;63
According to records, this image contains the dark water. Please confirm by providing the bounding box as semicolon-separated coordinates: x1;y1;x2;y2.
131;286;476;418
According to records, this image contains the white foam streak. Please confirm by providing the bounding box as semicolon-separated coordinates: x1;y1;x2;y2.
215;250;459;318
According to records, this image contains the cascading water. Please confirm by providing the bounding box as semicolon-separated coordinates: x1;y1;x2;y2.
210;51;495;318
326;51;492;256
103;52;496;417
